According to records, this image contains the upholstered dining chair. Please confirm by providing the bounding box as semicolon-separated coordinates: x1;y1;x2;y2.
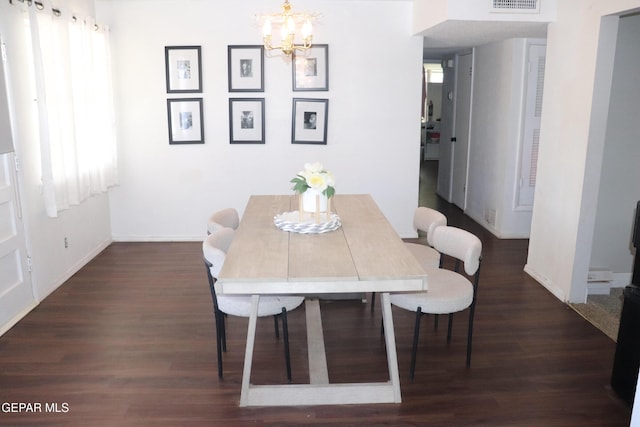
371;207;447;312
404;207;447;270
202;228;305;381
206;207;239;235
389;225;482;380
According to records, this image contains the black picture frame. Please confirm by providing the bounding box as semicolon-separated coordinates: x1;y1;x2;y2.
228;45;264;92
229;98;265;144
292;98;328;145
167;98;204;144
292;44;329;91
165;46;202;93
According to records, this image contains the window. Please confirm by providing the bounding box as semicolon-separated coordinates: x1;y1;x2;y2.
28;8;118;217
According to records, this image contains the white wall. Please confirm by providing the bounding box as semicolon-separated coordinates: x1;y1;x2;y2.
525;0;640;303
0;0;112;304
97;0;423;241
465;39;533;238
590;13;640;279
434;38;536;239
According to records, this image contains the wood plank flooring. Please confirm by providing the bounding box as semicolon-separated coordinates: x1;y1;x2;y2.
0;161;632;426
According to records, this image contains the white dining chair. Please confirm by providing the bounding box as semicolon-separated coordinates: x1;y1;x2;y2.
390;225;482;380
371;206;447;312
202;228;305;381
206;207;239;235
404;206;447;270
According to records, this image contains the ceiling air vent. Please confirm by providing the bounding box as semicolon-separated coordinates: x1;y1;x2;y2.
490;0;540;13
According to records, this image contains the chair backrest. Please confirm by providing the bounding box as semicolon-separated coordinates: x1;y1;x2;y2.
207;208;239;235
203;228;236;314
203;227;235;278
432;226;482;276
413;207;447;247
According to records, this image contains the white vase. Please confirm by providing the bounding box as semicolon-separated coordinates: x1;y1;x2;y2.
302;188;328;213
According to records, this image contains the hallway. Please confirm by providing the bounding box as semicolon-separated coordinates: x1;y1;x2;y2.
415;159;495;244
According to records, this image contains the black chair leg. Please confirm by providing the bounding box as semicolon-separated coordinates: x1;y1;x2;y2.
370;292;376;313
281;307;292;382
434;313;439;329
220;311;227;352
273;315;280;339
466;305;476;367
447;313;454;343
214;310;224;378
410;307;423;381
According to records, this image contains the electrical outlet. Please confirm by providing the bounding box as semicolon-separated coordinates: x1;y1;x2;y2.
64;237;69;249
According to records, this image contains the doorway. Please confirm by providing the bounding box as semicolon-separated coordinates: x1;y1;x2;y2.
451;52;472;210
420;61;444;210
586;12;640;300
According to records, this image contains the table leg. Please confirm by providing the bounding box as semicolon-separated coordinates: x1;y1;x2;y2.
305;299;329;384
239;292;402;406
239;294;259;407
381;292;402;403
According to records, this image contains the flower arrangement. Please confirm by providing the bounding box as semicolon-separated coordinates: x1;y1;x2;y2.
290;162;336;198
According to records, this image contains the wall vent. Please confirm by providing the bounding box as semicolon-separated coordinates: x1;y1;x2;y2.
490;0;540;13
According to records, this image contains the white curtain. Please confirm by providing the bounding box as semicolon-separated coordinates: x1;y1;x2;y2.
29;8;118;217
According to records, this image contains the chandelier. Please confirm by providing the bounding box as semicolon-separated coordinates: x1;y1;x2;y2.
258;0;319;56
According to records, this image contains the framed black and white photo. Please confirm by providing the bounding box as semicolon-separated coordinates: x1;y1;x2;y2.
292;44;328;91
229;98;265;144
228;45;264;92
292;98;328;145
165;46;202;93
167;98;204;144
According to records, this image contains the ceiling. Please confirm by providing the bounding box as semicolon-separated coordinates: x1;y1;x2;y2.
421;20;549;60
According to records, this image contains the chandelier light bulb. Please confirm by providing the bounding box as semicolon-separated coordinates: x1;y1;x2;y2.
262;19;272;37
286;16;295;35
302;19;312;38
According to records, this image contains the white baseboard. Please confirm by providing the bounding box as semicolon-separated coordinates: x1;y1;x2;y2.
524;264;567;301
36;238;112;301
0;302;38;337
611;273;632;288
111;235;204;242
587;281;611;295
586;272;633;296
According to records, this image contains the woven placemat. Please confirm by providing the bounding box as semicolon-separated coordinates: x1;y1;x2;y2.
273;211;341;234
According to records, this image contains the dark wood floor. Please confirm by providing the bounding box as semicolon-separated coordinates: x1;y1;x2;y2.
0;161;632;426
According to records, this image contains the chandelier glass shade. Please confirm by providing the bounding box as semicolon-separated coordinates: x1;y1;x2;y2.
258;0;319;56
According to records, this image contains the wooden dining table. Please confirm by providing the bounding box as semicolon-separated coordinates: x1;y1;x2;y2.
216;194;428;406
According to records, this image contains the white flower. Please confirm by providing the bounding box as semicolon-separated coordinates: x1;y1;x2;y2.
307;172;328;191
290;162;336;198
304;162;324;174
324;171;335;187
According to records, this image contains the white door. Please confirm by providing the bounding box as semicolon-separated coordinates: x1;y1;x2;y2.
0;37;35;335
452;52;473;210
0;152;34;335
436;58;456;201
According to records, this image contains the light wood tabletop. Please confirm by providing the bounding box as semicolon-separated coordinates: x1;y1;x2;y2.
218;194;427;294
216;194;428;406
